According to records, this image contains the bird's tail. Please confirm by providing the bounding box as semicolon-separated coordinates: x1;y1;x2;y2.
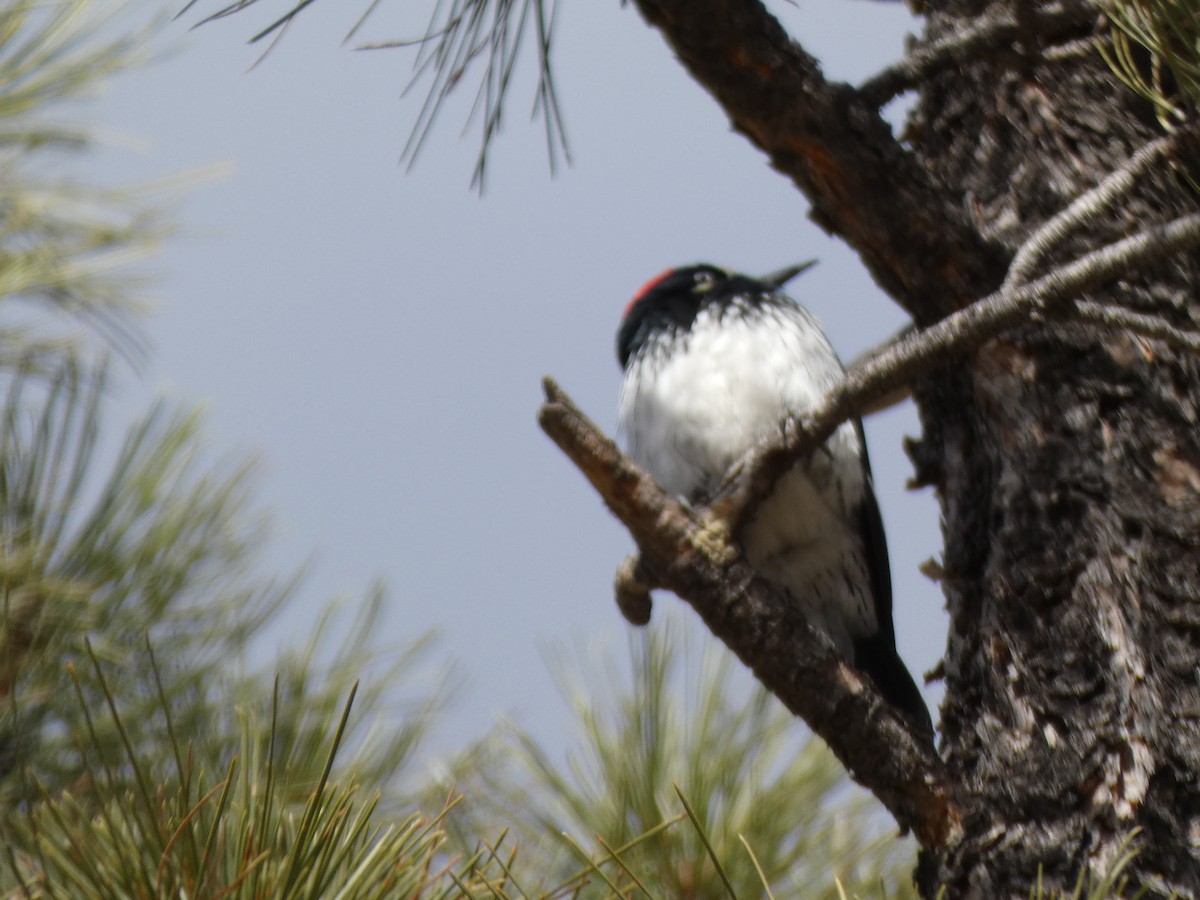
852;633;933;736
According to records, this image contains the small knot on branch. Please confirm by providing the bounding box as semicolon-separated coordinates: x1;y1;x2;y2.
615;555;654;625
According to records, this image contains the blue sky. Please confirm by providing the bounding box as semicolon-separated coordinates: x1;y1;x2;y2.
84;0;943;766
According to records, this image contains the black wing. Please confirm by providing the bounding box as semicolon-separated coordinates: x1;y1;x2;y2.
849;419;933;734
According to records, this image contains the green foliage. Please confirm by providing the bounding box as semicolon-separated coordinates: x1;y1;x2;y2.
1104;0;1200;128
0;321;449;812
435;619;920;899
0;0;168;366
0;1;463;892
1;361;269;801
3;650;472;899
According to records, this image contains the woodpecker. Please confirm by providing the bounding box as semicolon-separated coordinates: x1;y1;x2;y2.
616;263;931;732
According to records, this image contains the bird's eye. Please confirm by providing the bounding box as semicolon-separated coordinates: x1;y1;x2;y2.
694;270;716;291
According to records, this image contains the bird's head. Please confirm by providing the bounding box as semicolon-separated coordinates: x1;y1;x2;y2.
615;261;816;368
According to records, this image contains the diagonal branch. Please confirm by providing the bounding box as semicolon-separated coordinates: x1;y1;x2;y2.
1003;133;1179;289
715;211;1200;526
631;0;1006;322
1071;301;1200;354
537;377;962;850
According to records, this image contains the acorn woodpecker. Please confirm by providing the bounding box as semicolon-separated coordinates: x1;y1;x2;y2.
616;263;931;732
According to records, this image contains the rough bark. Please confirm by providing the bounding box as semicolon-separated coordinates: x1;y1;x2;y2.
909;2;1200;894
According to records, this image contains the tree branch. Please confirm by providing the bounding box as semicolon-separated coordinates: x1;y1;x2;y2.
1071;300;1200;354
631;0;1006;322
614;554;653;626
537;377;962;849
713;211;1200;525
1003;134;1177;289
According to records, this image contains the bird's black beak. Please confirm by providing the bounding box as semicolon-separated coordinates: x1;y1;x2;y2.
760;260;818;288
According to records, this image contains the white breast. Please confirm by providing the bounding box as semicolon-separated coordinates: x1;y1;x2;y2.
616;302;877;652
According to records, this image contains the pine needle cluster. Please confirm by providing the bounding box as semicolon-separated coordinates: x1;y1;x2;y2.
0;3;450;894
1104;0;1200;128
430;621;919;898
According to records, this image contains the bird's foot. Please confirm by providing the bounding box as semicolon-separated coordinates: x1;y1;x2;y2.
690;511;738;566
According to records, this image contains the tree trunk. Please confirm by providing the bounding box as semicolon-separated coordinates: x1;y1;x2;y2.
910;2;1200;894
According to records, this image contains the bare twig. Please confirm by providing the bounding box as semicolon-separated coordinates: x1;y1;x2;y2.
1071;301;1200;354
537;377;961;849
846;324;916;414
1043;34;1106;62
1003;134;1178;290
715;212;1200;525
